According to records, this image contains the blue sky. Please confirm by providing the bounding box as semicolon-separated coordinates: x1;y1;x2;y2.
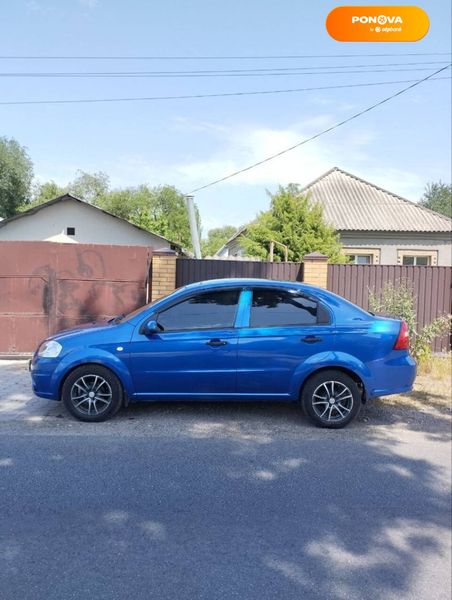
1;0;451;235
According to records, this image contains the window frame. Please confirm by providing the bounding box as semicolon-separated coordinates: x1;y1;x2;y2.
147;287;243;334
243;286;333;330
343;247;380;265
398;249;437;266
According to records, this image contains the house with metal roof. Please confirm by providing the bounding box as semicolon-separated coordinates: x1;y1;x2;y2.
0;194;184;253
215;167;452;266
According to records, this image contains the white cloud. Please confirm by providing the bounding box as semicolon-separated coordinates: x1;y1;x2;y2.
173;118;369;189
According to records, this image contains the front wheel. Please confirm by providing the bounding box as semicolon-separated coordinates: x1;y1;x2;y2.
62;365;123;422
302;370;361;429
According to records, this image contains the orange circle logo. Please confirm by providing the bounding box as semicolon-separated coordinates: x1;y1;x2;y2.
326;6;430;42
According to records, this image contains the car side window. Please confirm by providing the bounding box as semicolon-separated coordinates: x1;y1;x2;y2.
157;289;240;331
250;289;328;327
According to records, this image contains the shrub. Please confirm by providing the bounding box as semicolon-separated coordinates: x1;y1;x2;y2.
368;280;451;361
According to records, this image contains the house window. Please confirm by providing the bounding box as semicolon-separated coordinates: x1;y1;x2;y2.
343;248;380;265
402;255;430;266
66;227;76;236
398;250;437;266
347;254;373;265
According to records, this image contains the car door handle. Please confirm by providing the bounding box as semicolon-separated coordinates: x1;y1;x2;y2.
302;335;322;343
206;338;228;347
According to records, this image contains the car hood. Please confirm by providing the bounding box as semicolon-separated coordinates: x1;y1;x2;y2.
49;320;122;342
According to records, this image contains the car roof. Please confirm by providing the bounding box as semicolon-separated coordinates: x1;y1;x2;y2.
178;278;337;298
180;278;304;291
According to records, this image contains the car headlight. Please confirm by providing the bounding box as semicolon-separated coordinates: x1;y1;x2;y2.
38;340;63;358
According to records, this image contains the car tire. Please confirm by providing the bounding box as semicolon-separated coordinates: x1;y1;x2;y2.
62;365;123;422
302;370;361;429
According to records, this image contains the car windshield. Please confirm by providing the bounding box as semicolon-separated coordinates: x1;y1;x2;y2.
121;299;160;322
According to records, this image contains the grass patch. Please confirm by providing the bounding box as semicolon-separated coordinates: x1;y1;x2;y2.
376;355;451;412
417;354;451;378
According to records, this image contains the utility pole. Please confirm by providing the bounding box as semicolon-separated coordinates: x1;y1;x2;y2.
185;195;202;259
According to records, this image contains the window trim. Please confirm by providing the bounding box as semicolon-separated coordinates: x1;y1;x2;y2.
397;249;437;266
143;287;243;334
242;287;332;330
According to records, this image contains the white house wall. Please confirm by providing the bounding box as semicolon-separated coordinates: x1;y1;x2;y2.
0;199;171;249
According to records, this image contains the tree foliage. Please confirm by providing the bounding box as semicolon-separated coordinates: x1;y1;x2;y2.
202;225;238;257
29;180;65;208
0;137;33;218
68;170;110;205
240;184;345;262
419;181;452;218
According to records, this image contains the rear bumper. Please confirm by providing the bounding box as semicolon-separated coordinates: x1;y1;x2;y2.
367;353;416;398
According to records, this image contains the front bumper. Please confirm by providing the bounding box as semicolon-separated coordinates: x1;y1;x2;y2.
30;357;61;401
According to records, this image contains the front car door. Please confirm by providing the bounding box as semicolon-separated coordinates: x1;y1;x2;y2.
129;288;241;399
236;287;334;398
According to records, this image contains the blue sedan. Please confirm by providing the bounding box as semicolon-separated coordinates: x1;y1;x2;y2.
30;278;416;428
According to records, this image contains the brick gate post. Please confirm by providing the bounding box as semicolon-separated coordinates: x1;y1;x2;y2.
151;249;177;301
302;252;328;289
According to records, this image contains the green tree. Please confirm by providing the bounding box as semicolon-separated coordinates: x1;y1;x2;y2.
240;184;345;262
419;181;452;218
68;170;110;205
202;225;238;257
27;180;66;209
98;184;199;251
0;136;33;218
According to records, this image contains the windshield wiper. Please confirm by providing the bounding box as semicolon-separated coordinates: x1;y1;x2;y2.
108;313;125;324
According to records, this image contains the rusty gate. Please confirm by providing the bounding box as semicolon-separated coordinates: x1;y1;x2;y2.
0;241;152;354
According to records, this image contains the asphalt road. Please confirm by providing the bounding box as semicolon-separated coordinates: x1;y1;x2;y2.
0;400;450;600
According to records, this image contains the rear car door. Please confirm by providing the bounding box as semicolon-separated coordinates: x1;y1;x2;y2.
129;288;241;398
237;287;334;397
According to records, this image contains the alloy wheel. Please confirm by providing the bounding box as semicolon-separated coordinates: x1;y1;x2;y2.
311;380;354;423
70;374;113;416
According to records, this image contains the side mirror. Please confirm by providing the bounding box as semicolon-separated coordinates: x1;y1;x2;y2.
141;319;160;335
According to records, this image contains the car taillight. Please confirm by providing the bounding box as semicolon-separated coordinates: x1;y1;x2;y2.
394;320;409;350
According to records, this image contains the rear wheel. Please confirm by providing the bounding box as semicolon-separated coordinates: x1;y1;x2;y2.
62;365;123;422
302;370;361;429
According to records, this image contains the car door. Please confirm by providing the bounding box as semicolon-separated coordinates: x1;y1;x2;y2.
129;288;241;398
236;287;334;397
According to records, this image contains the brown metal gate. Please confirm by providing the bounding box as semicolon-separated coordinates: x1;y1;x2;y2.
176;258;302;287
0;241;152;354
327;264;452;352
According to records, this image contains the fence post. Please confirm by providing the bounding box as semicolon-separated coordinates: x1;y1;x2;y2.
151;248;177;301
303;252;328;288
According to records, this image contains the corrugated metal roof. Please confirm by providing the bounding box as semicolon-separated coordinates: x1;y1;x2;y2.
302;168;452;233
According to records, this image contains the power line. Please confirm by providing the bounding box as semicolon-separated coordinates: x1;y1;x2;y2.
0;52;450;60
1;76;449;106
185;64;451;195
0;61;447;76
0;66;446;79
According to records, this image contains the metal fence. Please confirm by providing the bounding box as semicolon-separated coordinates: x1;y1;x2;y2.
327;264;451;352
176;258;303;288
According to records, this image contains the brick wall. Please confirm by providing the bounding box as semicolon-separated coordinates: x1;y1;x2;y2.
151;251;177;301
